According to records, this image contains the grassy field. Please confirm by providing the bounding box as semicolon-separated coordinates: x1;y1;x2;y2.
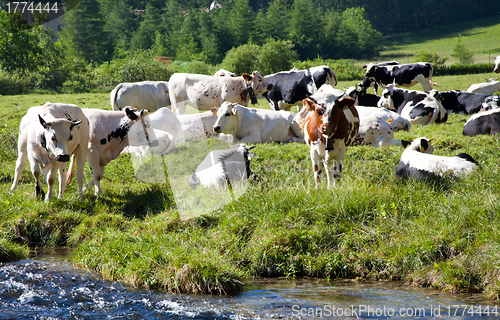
1;72;500;298
369;15;500;66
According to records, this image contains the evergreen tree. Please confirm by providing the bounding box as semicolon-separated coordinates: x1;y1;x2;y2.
130;3;163;51
288;0;321;60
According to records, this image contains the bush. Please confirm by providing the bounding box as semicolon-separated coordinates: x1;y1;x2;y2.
451;37;475;65
220;43;261;75
293;57;364;81
257;39;297;75
414;50;448;68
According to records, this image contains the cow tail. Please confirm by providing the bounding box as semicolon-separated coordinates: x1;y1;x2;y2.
66;153;76;185
329;68;339;87
110;84;123;111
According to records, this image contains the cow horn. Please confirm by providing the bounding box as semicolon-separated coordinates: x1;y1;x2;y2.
70;120;82;129
39;115;50;129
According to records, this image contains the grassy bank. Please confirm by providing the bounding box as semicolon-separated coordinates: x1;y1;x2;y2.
1;74;500;299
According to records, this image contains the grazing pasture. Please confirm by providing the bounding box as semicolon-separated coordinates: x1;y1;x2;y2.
1;73;500;298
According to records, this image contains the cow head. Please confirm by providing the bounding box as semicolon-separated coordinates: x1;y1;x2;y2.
494;56;500;73
243;70;274;96
402;137;434;154
213;102;239;135
377;85;396;110
125;107;159;148
303;96;355;138
363;63;376;78
38;115;81;162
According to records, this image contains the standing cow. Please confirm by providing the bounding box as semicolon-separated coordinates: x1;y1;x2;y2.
68;107;158;195
300;85;359;188
168;71;273;115
494;56;500;73
261;65;338;111
11;102;89;202
110;81;170;112
363;62;434;92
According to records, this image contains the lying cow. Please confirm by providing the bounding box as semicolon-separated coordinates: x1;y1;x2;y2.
11;102;89;202
481;96;500;111
378;85;448;126
431;90;496;114
169;71;273;114
177;110;218;140
188;144;257;188
355;106;410;131
261;65;338;111
396;137;479;180
463;108;500;136
467;78;500;95
363;62;434;92
126;129;175;156
494;56;500;73
353;116;402;147
68;107;158;195
110;81;170;112
300;85;359;188
148;107;185;144
212;102;304;143
345;86;381;108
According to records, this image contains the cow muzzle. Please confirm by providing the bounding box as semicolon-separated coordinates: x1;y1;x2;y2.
150;140;159;148
267;84;274;91
213;125;221;133
56;154;70;162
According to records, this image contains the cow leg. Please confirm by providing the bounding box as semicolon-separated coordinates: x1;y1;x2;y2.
58;162;67;199
11;148;28;192
74;147;87;198
27;154;45;199
310;149;323;188
45;162;59;202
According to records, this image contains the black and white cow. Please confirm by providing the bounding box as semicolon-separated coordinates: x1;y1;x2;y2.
262;65;338;111
345;86;381;107
378;85;448;126
481;95;500;111
363;62;434;92
463;108;500;136
188;144;257;188
396;137;479;180
430;90;497;114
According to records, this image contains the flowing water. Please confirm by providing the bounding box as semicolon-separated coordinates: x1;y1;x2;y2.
0;249;498;319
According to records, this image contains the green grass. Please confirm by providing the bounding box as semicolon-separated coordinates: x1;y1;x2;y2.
1;73;500;298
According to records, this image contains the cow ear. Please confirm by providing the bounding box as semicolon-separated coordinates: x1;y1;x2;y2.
247;152;255;161
70;120;82;130
210;107;218;115
139;109;149;117
420;138;429;152
125;107;139;120
39;115;50;129
362;64;367;69
302;98;316;111
401;140;411;148
232;106;238;116
339;97;355;109
242;73;252;81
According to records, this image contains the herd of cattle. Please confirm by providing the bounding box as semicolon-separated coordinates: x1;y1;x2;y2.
10;56;500;201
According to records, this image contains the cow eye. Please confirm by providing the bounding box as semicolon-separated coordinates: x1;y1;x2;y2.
69;135;73;141
225;113;231;117
51;135;58;143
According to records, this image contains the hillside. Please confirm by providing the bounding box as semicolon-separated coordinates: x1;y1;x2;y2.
378;15;500;65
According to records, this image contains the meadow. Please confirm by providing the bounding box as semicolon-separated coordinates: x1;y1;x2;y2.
1;70;500;298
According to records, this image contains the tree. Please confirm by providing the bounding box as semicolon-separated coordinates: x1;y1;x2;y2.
130;3;163;51
452;37;474;65
220;43;261;75
59;0;112;63
228;0;255;47
258;39;297;75
288;0;321;60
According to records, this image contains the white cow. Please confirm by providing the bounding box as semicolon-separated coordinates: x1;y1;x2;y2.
148;107;185;144
467;78;500;95
212;102;304;144
355;106;410;131
110;81;170;112
177;110;219;140
68;107;158;195
494;56;500;73
11;102;89;202
126;129;175;156
213;69;237;77
353;116;402;147
168;71;274;115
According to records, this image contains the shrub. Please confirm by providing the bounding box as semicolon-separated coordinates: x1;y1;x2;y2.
220;43;261;75
451;37;475;65
257;39;297;75
414;50;448;68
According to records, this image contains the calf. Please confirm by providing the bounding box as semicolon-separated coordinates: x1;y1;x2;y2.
396;137;479;179
363;62;434;92
345;86;381;107
300;85;359;188
494;56;500;73
432;90;495;114
70;107;158;195
463;108;500;136
378;85;448;126
110;81;170;112
11;102;89;202
212;102;304;144
262;65;338;111
169;71;273;114
467;78;500;95
188;144;257;188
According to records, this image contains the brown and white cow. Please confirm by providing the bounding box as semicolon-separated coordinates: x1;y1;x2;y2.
11;102;89;202
168;71;273;114
68;107;158;195
300;85;359;188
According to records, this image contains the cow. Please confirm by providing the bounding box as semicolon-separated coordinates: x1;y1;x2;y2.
126;129;175;156
261;65;338;111
168;71;273;115
430;90;496;114
363;62;434;92
188;144;257;188
212;102;304;144
69;107;159;196
467;78;500;95
148;107;185;144
355;106;410;131
110;81;170;112
177;110;219;140
378;85;448;126
463;108;500;136
357;77;379;95
213;69;237;77
353;116;402;147
11;102;89;202
481;95;500;111
396;137;479;180
345;86;381;108
494;55;500;73
300;85;359;188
